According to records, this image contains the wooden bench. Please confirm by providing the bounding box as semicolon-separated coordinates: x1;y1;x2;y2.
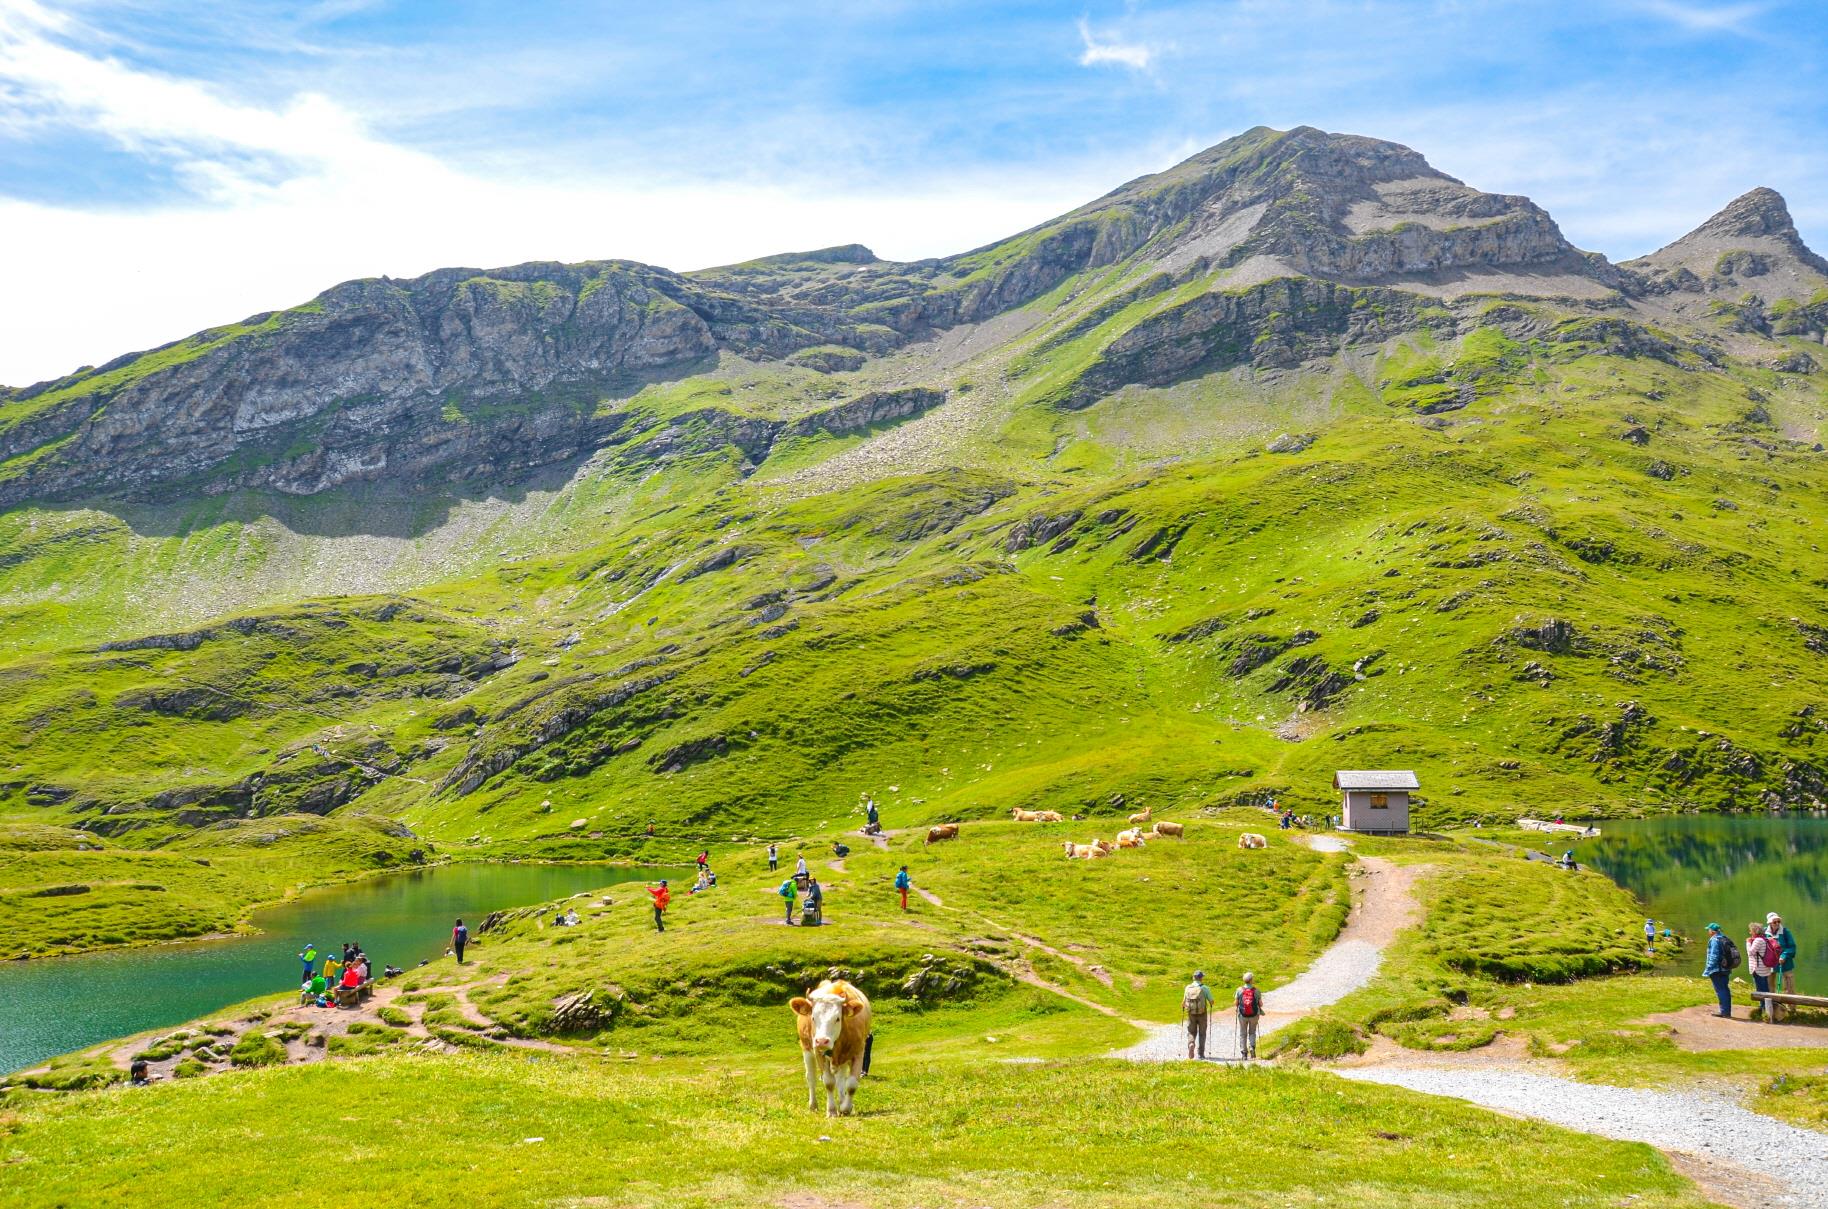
1752;991;1828;1021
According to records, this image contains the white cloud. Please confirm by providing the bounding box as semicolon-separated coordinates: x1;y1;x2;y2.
1629;1;1773;35
0;5;1123;385
1076;17;1156;71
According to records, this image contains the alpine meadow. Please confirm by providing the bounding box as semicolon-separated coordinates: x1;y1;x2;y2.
4;124;1828;1209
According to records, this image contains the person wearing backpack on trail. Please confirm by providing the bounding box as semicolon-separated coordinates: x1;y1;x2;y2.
1235;972;1264;1059
452;919;468;964
894;866;912;912
778;876;798;925
1767;913;1798;1020
1749;921;1780;1018
1182;971;1213;1059
1702;922;1736;1017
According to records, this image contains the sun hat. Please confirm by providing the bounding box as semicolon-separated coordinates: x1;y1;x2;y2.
1767;912;1782;923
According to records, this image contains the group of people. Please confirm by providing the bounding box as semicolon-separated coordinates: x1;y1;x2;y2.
1703;912;1799;1019
1183;970;1264;1059
297;940;373;1006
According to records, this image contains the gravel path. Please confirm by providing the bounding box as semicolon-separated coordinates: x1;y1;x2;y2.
1335;1066;1828;1209
1113;855;1418;1062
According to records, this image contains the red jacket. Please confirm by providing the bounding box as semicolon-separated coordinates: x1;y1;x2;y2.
650;886;670;911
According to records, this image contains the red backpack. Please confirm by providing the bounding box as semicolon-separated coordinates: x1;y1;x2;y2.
1238;986;1260;1017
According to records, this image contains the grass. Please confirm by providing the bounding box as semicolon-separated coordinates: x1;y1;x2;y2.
0;1051;1714;1209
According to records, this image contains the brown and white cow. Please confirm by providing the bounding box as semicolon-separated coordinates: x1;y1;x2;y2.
790;979;873;1116
1063;841;1099;859
1127;806;1152;826
1114;827;1147;848
1033;810;1065;823
1011;808;1042;822
1238;832;1268;850
1151;821;1185;838
925;823;960;845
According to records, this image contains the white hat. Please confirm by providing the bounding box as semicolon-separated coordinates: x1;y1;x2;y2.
1767;912;1782;924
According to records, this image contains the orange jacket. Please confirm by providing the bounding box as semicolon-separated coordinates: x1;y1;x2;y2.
650;886;670;911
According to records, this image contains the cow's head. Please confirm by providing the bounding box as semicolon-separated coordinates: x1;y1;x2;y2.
791;990;858;1053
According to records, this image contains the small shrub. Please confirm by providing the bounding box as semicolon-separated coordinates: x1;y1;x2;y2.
228;1031;286;1068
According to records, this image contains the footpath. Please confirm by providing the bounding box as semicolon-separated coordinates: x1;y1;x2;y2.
1111;833;1828;1209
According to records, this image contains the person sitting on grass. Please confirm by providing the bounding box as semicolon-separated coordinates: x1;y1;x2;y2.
309;971;329;1005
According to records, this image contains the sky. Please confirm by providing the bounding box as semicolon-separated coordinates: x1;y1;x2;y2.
1;0;1824;386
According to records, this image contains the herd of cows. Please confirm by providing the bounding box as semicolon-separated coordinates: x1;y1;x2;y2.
919;805;1187;860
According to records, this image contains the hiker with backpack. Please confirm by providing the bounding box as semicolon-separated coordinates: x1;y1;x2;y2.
1182;971;1213;1059
1702;922;1737;1017
1749;921;1780;1017
1236;972;1264;1059
779;876;798;924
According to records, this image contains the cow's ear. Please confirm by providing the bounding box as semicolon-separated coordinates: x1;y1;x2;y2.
841;1001;861;1017
790;997;813;1016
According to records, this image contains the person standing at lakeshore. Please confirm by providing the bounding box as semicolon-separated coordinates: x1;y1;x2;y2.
452;919;468;964
1749;921;1779;1017
1767;913;1798;1019
1235;972;1263;1059
1644;918;1656;954
1702;923;1734;1017
768;843;778;872
298;942;318;982
648;880;670;932
1182;971;1212;1059
895;865;912;912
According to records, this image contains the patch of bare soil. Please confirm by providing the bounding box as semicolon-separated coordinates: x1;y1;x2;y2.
1638;1004;1828;1052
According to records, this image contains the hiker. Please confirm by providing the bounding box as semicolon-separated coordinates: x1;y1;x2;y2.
298;942;318;981
795;853;809;879
768;843;778;872
895;865;912;911
452;918;469;964
803;876;824;926
779;876;798;924
1750;921;1779;1016
832;841;850;859
649;880;670;932
1182;971;1212;1059
1702;922;1735;1018
696;851;709;874
1236;972;1263;1059
646;821;655;836
1767;913;1798;1019
1644;918;1657;954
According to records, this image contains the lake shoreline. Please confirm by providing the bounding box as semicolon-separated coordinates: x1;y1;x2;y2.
6;855;672;965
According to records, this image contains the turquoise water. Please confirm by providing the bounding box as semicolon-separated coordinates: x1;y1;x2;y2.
0;862;671;1074
1569;815;1826;973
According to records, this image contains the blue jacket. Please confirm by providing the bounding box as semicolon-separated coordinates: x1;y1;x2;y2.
894;870;910;890
1703;933;1731;977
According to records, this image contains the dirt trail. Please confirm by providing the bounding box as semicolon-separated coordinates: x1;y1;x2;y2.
1112;848;1418;1062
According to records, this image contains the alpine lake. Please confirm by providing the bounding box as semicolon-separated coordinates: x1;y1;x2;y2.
1;861;676;1074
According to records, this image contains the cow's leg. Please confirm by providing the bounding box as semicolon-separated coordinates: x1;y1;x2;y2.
841;1056;862;1115
802;1048;819;1111
821;1058;838;1117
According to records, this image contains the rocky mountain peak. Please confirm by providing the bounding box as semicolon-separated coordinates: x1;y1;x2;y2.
1693;187;1800;240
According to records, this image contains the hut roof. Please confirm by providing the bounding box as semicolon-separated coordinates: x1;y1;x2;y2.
1333;770;1419;790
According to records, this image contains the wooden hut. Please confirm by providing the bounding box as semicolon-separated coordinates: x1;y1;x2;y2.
1334;770;1417;834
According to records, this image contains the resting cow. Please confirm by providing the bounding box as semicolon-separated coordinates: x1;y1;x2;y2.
1151;821;1185;838
1063;841;1099;859
1010;808;1042;822
1238;832;1267;849
925;823;960;846
1127;806;1152;826
791;979;873;1116
1114;828;1147;849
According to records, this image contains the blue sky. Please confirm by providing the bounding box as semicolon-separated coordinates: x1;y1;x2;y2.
1;0;1824;384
